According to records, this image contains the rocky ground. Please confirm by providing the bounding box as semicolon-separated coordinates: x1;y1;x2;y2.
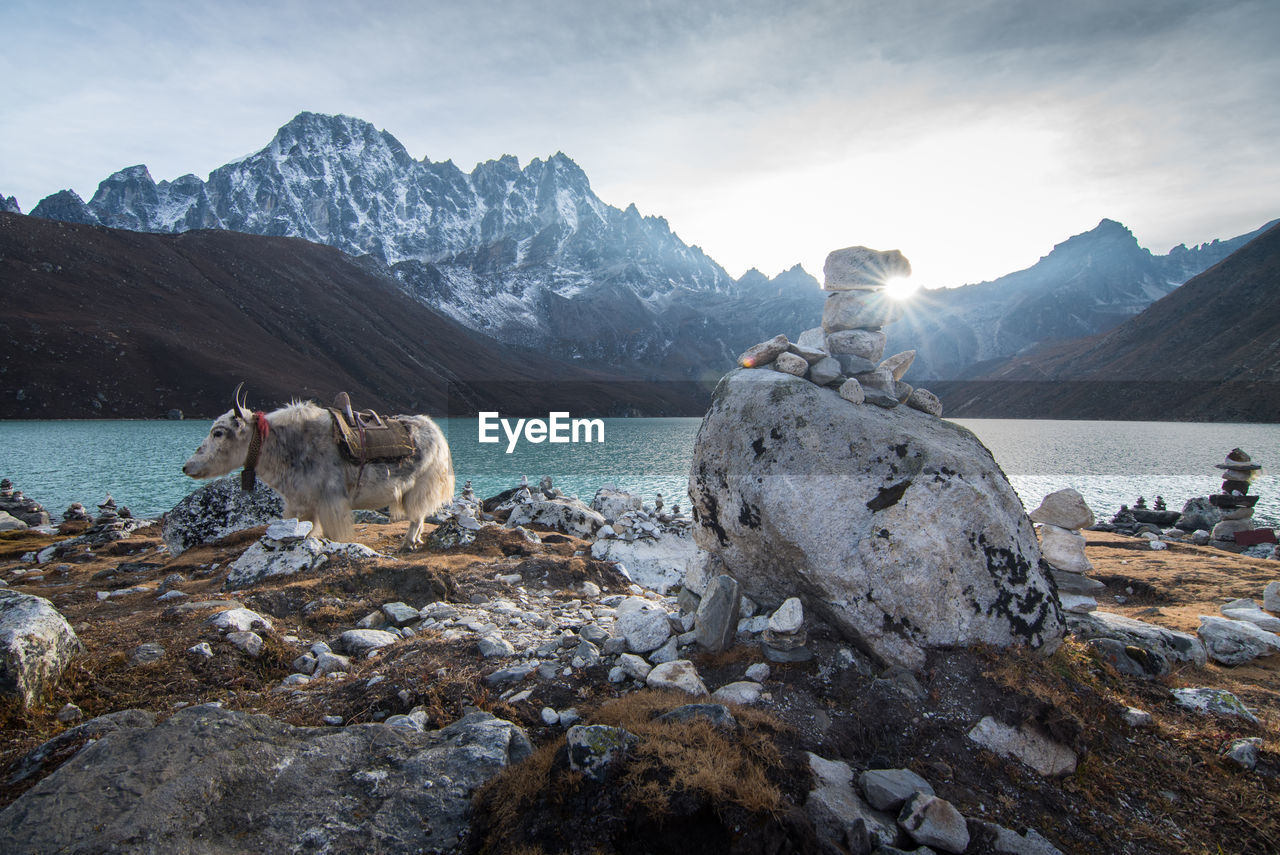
0;514;1277;854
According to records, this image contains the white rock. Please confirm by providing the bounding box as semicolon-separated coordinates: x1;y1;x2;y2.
590;530;704;594
1069;610;1207;666
337;629;399;655
773;352;809;377
905;388;943;417
313;651;351;677
615;597;672;653
1221;604;1280;632
1172;687;1259;723
226;631;264;658
767;597;804;634
1038;525;1092;575
645;660;708;695
859;768;934;811
477;633;516;658
617;653;652;681
506;497;605;538
1263;580;1280;613
745;662;771;682
1028;488;1095;530
796;327;825;349
878;350;916;381
541;707;560;726
591;487;642;523
711;681;763;705
264;518;313;541
1197;615;1280;665
206;608;273;634
688;369;1062;670
822;246;911;290
824;328;886;360
187;642;214;659
1059;594;1097;613
1149;540;1168;551
738;334;790;368
805;753;899;851
1122;707;1152;728
967;716;1078;777
224;537;378;591
838;378;865;405
898;792;970;854
822;290;903;332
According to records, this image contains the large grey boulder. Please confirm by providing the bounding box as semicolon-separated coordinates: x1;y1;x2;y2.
0;704;531;854
224;531;379;591
162;476;284;556
1197;616;1280;665
1174;497;1222;532
505;497;605;538
590;486;642;522
1068;611;1207;667
590;529;704;594
688;369;1062;669
0;591;82;708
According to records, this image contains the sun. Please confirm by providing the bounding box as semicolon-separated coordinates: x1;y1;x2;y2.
883;276;920;301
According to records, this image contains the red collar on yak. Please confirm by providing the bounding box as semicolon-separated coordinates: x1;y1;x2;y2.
240;411;270;492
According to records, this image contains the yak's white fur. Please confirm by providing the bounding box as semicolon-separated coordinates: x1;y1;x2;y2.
183;399;454;549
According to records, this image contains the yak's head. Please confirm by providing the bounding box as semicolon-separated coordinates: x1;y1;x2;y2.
182;384;255;479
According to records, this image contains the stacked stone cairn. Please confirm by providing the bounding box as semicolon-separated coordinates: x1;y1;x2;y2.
0;478;51;527
736;246;943;416
1211;448;1263;542
1030;488;1102;613
62;502;92;523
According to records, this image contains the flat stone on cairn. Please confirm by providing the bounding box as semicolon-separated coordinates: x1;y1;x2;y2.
823;246;911;291
1210;449;1263;542
1030;488;1100;612
733;244;943;416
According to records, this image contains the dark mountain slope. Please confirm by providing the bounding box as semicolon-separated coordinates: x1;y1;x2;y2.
886;218;1275;379
936;221;1280;421
0;213;707;419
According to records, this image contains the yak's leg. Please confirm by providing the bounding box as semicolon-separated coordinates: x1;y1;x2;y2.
315;496;354;542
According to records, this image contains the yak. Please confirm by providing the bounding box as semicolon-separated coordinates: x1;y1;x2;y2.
183;386;454;550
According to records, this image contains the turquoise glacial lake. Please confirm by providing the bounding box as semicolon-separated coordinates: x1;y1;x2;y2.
2;417;1280;526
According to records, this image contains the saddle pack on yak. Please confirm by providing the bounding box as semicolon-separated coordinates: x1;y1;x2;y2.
327;392;417;466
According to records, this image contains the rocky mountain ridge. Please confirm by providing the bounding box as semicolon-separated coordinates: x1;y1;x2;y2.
935;221;1280;421
20;111;1274;383
885;217;1278;379
28;112;823;375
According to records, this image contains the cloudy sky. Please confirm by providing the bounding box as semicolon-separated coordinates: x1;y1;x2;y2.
3;0;1278;287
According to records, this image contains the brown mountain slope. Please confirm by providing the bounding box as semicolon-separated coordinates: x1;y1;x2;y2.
0;213;707;418
936;221;1280;421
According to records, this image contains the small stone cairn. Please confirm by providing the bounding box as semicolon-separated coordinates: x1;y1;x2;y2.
737;246;943;416
1029;488;1102;612
0;479;51;527
1211;448;1265;543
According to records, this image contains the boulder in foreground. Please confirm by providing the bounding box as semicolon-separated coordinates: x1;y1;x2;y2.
162;476;284;556
0;591;82;708
0;704;530;853
688;369;1063;669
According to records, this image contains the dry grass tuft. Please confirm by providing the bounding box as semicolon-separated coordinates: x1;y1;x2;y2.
470;689;793;854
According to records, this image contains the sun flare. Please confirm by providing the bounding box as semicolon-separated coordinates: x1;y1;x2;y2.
884;276;920;301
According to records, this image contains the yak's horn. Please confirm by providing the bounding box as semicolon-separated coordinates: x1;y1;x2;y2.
232;383;251;422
